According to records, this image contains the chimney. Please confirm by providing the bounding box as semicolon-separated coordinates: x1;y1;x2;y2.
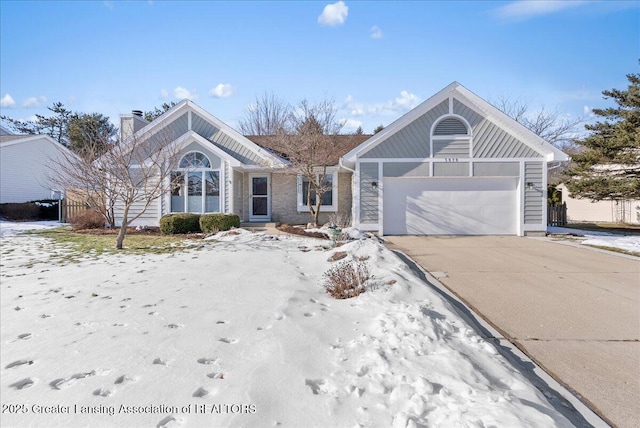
132;110;143;117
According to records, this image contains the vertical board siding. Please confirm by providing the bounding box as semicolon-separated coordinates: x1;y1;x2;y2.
433;139;470;158
473;162;520;177
224;162;230;213
359;163;379;223
180;142;222;168
361;100;448;158
524;162;544;224
191;113;262;165
383;162;431;177
433;162;470;177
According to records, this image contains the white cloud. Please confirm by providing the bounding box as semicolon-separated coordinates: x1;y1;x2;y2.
0;93;16;108
103;1;114;10
160;89;169;99
209;83;235;98
370;25;383;39
318;1;348;26
22;96;47;108
339;118;363;131
342;91;421;117
496;0;587;21
583;105;595;118
173;86;198;100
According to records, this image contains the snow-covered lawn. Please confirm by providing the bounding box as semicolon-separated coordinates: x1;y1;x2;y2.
1;224;575;428
548;226;640;254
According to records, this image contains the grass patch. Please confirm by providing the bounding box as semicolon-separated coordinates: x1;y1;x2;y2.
30;226;204;257
583;244;640;258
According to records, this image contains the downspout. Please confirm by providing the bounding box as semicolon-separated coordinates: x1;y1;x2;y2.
339;157;357;228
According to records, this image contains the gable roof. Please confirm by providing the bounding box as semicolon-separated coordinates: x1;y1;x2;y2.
342;82;569;164
128;100;288;168
247;134;371;166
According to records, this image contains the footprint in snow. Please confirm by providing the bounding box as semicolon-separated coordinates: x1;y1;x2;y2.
166;323;183;329
153;358;168;366
93;388;113;397
6;359;33;369
197;357;219;365
215;320;228;324
10;378;35;390
305;378;329;395
218;337;238;344
49;371;100;390
115;374;138;385
192;387;212;398
156;415;183;428
207;372;224;379
304;312;315;317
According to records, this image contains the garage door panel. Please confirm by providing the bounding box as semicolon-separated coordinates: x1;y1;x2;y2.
383;178;517;235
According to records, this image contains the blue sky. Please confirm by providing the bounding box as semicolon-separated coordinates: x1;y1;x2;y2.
0;0;638;134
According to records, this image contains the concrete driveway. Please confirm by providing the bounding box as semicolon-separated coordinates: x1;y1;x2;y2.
384;236;639;428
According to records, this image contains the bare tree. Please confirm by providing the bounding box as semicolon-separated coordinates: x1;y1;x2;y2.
262;98;344;226
238;92;291;135
491;95;583;150
50;123;182;249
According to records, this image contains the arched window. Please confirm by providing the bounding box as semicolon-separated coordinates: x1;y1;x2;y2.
179;151;211;168
433;117;468;135
171;151;219;213
431;115;472;162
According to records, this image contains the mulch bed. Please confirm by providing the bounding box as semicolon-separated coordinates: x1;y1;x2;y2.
277;224;329;240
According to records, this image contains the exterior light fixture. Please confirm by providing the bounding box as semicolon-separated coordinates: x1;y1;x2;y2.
526;182;535;189
372;181;378;189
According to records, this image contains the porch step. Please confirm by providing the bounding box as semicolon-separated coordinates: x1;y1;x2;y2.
240;222;280;229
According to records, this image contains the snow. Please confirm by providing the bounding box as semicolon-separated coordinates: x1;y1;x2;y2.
0;220;62;237
548;226;640;253
1;222;575;427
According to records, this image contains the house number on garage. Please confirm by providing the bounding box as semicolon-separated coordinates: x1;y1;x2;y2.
444;158;459;162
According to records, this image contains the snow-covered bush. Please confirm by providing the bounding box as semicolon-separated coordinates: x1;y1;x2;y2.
323;260;371;299
199;213;240;233
160;213;201;235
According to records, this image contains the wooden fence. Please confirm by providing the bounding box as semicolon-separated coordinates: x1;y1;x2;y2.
61;199;90;222
547;202;567;227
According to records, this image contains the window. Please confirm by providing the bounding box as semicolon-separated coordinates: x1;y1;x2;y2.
171;151;220;213
297;171;337;212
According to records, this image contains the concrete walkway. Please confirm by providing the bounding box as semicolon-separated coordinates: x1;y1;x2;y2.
384;236;639;428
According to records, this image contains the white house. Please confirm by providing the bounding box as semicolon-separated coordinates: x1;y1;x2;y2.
0;134;74;204
557;183;640;225
341;82;569;236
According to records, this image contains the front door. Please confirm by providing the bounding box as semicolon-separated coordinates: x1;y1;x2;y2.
249;174;271;221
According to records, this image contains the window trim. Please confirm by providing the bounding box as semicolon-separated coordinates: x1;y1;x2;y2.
296;169;338;212
170;150;221;214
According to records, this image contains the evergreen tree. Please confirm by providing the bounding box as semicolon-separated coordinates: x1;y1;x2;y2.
1;102;72;145
373;124;384;134
354;125;364;135
68;112;117;157
565;71;640;200
144;102;177;122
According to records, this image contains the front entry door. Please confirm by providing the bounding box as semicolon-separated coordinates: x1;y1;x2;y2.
249;174;271;221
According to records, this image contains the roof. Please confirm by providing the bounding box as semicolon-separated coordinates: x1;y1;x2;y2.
0;135;33;144
342;81;569;164
246;134;371;166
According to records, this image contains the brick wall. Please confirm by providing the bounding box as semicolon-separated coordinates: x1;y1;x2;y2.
271;172;352;226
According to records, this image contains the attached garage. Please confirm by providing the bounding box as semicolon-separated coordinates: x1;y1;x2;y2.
383;177;518;235
341;82;569;237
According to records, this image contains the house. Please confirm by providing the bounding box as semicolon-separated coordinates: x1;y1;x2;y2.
115;82;568;236
0;134;74;204
341;82;568;236
556;183;640;225
114;103;366;227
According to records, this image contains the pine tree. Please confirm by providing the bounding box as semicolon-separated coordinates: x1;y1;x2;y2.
565;71;640;200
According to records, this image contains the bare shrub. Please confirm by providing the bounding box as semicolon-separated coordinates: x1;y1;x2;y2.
323;260;371;299
69;209;105;229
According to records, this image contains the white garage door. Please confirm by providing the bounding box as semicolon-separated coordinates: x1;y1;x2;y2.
383;178;518;235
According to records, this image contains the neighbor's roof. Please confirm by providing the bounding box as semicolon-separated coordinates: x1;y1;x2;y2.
246;134;371;166
0;134;33;144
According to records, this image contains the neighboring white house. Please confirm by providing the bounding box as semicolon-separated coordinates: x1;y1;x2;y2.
0;135;74;203
341;82;569;236
557;183;640;225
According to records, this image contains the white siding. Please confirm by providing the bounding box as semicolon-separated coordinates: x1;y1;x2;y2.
0;137;70;203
